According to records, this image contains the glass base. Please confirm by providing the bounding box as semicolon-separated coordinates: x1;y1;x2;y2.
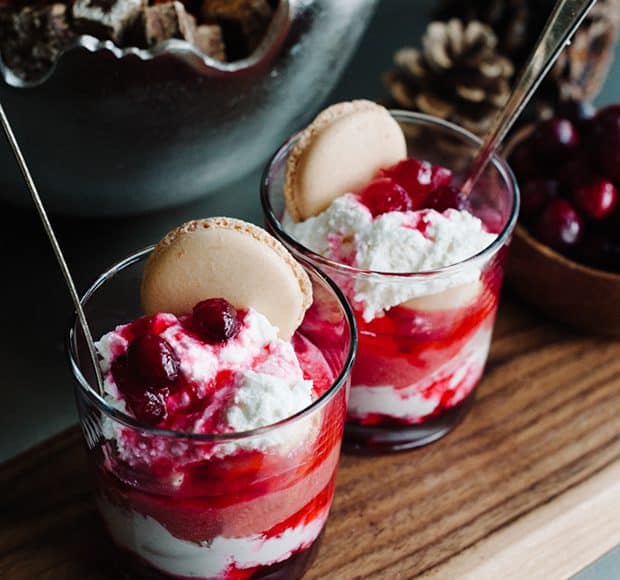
115;531;324;580
342;391;476;454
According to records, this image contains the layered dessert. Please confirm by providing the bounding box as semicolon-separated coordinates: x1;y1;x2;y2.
274;100;511;447
87;218;349;579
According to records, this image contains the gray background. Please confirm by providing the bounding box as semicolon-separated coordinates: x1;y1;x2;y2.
0;0;618;577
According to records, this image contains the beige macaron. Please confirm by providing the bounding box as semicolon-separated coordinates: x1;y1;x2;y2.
284;100;407;222
141;218;312;340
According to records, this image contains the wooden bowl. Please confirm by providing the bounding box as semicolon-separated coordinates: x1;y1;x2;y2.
504;126;620;337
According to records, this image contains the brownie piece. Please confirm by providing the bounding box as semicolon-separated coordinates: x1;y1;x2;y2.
0;3;75;81
72;0;146;43
130;1;198;48
194;24;225;60
201;0;274;58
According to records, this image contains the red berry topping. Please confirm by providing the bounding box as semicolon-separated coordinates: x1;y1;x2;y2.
535;198;584;250
521;179;558;221
426;185;471;212
430;165;453;190
111;354;141;396
193;298;241;344
127;334;180;387
380;158;434;206
127;389;168;426
590;105;620;183
359;178;413;217
532;118;580;161
573;179;618;220
127;314;176;341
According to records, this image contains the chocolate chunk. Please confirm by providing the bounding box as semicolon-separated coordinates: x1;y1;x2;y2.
201;0;274;58
0;4;75;81
129;1;198;48
72;0;146;43
194;24;225;60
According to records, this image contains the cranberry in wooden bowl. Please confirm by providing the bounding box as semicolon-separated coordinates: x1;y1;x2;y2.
505;101;620;337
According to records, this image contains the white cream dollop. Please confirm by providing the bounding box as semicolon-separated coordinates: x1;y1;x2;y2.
284;194;497;321
227;371;313;432
95;309;317;459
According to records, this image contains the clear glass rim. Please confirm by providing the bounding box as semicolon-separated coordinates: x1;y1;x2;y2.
67;245;358;442
260;110;521;279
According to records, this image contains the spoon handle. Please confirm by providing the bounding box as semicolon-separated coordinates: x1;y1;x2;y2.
0;102;104;395
462;0;599;194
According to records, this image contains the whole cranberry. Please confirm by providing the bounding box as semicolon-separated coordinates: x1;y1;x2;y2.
127;334;180;387
558;154;593;192
111;355;140;396
359;178;413;216
380;158;433;205
520;179;559;221
193;298;241;344
535;198;584;251
127;389;168;426
426;185;471;212
509;143;542;182
589;105;620;183
573;179;618;220
532;118;580;161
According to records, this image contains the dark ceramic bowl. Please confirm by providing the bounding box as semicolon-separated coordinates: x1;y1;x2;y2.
0;0;378;216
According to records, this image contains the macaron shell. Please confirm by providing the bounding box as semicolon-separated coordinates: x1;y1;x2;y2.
285;100;407;221
141;218;312;340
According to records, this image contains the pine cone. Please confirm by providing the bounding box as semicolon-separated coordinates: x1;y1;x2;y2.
435;0;620;109
385;19;514;136
435;0;546;68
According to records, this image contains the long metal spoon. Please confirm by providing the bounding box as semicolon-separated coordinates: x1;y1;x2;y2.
0;102;104;395
462;0;599;195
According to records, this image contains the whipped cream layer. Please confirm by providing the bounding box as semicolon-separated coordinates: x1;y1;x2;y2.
284;195;497;321
99;497;328;579
96;309;320;462
348;325;493;423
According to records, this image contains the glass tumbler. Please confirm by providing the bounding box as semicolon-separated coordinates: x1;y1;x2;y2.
261;111;519;453
69;248;356;580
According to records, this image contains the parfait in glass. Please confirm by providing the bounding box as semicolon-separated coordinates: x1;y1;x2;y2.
262;101;518;452
69;218;356;579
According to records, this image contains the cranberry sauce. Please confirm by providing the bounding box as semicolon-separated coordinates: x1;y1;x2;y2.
91;304;347;580
343;252;506;453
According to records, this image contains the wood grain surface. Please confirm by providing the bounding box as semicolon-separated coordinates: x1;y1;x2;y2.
1;298;620;580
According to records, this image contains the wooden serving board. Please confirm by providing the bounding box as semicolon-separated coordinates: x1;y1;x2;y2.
2;298;620;580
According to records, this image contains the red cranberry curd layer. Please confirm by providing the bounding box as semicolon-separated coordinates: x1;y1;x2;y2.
284;158;501;426
93;299;340;579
